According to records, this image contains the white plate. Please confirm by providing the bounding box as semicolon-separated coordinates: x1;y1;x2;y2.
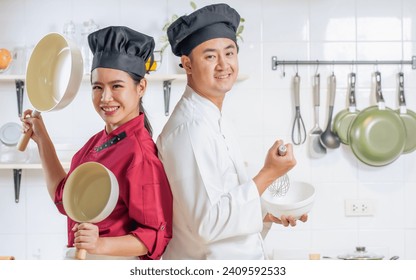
0;122;21;146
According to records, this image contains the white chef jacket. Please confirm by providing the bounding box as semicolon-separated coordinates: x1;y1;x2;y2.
157;86;271;260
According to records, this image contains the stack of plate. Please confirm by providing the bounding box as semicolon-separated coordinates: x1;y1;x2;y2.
0;122;29;163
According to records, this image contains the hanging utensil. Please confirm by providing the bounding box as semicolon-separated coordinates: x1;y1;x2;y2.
332;73;360;145
291;74;306;145
396;72;416;154
348;71;406;166
267;144;290;197
320;73;341;149
15;80;24;118
308;73;326;158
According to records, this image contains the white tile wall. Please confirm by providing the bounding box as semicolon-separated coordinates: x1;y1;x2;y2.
405;230;416;259
309;0;356;42
1;0;416;260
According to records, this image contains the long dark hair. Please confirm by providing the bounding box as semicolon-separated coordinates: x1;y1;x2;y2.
128;72;153;137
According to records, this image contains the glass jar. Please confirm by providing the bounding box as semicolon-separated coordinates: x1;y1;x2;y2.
81;19;99;74
63;20;77;42
10;46;26;75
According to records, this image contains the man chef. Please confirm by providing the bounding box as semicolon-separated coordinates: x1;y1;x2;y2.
156;3;308;260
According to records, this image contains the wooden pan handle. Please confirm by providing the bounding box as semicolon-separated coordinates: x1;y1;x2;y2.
17;110;41;152
0;256;15;260
76;248;87;260
17;128;33;152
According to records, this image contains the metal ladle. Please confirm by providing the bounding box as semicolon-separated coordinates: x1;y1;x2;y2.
320;73;341;149
308;73;327;158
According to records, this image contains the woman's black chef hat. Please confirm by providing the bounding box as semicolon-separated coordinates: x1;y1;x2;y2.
88;26;155;77
167;3;240;57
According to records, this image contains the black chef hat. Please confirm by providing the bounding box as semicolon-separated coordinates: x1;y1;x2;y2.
167;3;240;57
88;26;155;77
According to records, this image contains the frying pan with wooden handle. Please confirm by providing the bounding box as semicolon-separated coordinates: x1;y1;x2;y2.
63;162;119;260
17;32;83;151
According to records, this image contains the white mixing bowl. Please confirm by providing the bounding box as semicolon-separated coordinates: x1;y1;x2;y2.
261;181;315;219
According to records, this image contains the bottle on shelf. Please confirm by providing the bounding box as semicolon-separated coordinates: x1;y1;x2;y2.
81;19;99;75
63;20;77;42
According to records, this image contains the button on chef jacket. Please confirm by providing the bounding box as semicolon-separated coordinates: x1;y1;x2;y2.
55;114;173;260
157;86;271;260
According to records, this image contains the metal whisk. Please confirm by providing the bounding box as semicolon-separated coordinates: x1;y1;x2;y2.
292;74;307;145
268;144;290;197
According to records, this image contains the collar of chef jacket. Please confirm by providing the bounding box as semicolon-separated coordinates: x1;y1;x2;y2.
184;85;223;134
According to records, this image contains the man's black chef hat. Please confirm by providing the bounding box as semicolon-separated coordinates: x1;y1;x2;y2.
88;26;155;77
167;3;240;57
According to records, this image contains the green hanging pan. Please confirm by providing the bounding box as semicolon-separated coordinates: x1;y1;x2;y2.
333;73;360;145
395;72;416;154
348;71;406;167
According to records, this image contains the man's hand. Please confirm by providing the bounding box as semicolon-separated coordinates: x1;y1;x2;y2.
264;213;308;227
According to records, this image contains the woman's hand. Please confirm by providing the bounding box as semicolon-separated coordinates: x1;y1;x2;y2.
72;223;102;255
71;223;148;257
20;109;66;201
21;109;48;144
264;213;308;227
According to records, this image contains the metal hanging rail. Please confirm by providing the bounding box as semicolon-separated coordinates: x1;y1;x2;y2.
271;56;416;70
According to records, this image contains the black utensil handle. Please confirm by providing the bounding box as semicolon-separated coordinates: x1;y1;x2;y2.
375;71;385;104
398;72;406;106
348;73;357;107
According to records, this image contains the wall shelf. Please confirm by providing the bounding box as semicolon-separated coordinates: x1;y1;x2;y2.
0;75;26;80
0;73;249;82
1;72;249;202
0;162;70;203
0;73;249;116
0;162;70;169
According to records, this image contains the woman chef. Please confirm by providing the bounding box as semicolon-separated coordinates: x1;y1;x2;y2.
157;4;307;260
21;26;172;260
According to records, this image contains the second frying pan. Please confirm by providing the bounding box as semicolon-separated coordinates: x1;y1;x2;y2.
333;73;360;145
396;72;416;154
63;162;119;260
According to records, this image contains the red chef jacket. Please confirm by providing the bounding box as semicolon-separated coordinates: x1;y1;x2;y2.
54;114;173;260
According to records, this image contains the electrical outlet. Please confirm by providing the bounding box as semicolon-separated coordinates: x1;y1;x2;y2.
345;199;375;216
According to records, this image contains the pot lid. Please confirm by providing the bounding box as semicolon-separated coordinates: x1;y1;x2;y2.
338;246;384;260
0;122;21;146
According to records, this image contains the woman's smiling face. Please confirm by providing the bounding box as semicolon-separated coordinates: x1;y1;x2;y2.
91;68;146;133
